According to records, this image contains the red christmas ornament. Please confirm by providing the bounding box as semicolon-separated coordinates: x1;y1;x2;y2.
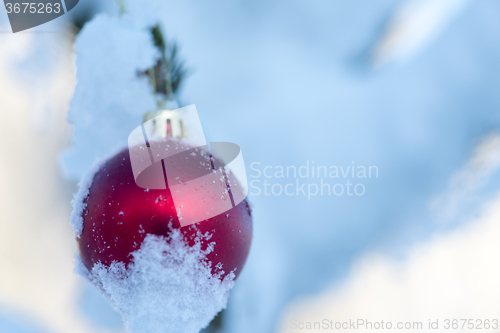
76;112;252;280
74;24;252;281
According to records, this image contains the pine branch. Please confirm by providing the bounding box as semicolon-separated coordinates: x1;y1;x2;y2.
143;24;189;106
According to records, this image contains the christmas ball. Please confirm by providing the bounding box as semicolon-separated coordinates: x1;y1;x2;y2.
76;138;252;279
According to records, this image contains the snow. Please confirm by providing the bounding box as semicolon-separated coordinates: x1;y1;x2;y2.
77;278;124;330
69;156;106;236
88;231;235;333
279;188;500;333
62;13;158;179
371;0;469;69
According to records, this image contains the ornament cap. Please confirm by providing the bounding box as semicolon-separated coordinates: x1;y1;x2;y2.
144;108;186;140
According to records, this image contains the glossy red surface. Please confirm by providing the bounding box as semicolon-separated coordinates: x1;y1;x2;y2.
77;146;252;279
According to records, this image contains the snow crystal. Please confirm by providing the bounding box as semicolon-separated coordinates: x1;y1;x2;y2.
70;157;106;236
89;231;235;333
